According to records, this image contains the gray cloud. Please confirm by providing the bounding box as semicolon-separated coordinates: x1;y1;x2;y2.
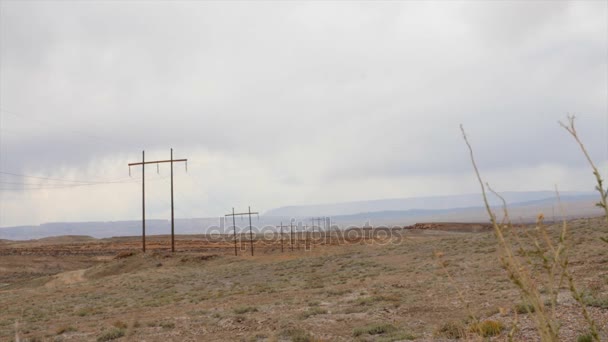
0;1;606;226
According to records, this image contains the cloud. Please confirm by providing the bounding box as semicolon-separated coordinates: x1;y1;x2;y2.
0;1;606;226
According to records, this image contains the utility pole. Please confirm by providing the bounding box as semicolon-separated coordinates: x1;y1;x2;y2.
277;221;287;253
248;206;254;256
310;217;326;246
326;217;331;245
128;149;187;253
170;148;175;252
310;218;316;248
318;217;323;244
290;220;294;252
231;208;237;256
225;207;259;256
142;151;145;252
304;224;309;250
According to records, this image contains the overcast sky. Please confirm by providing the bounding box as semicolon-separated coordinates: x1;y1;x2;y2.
0;1;606;226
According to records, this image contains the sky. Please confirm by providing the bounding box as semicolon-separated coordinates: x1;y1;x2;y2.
0;0;606;227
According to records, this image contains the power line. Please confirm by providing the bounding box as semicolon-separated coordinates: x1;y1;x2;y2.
0;172;170;191
0;180;139;191
2;175;170;188
0;179;136;187
0;177;169;195
0;171;132;184
0;179;136;186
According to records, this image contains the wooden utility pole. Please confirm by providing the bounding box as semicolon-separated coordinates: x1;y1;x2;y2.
231;208;238;256
225;207;259;256
310;217;326;246
326;217;332;245
128;149;187;253
248;206;254;256
142;151;145;252
290;220;294;252
277;221;287;253
171;148;175;252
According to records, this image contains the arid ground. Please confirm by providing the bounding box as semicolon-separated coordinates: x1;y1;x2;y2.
1;218;607;341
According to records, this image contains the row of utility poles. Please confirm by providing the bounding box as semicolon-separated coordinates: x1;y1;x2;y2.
127;150;333;255
225;216;333;257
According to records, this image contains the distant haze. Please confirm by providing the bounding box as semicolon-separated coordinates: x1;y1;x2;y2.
1;191;602;240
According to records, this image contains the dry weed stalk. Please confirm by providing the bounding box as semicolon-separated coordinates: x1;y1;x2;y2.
559;114;608;222
560;115;608;248
461;124;560;341
461;121;603;341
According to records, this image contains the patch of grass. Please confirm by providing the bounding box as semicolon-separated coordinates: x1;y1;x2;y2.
582;291;608;309
75;308;91;317
470;320;504;337
187;309;208;316
342;306;368;314
326;288;352;297
299;307;327;319
249;332;268;341
353;323;397;337
279;328;313;342
354;295;400;306
515;302;536;314
55;325;77;335
75;307;103;317
160;321;175;329
112;321;127;329
377;332;416;342
578;333;594;342
303;277;325;289
233;306;258;314
434;321;466;339
96;327;125;342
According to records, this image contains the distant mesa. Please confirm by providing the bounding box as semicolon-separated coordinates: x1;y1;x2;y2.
403;222;493;233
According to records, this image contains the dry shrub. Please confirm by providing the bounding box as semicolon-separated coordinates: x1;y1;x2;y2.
96;327;125;342
114;251;135;259
352;323;397;337
434;321;467;339
458;116;603;342
470;320;504;337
